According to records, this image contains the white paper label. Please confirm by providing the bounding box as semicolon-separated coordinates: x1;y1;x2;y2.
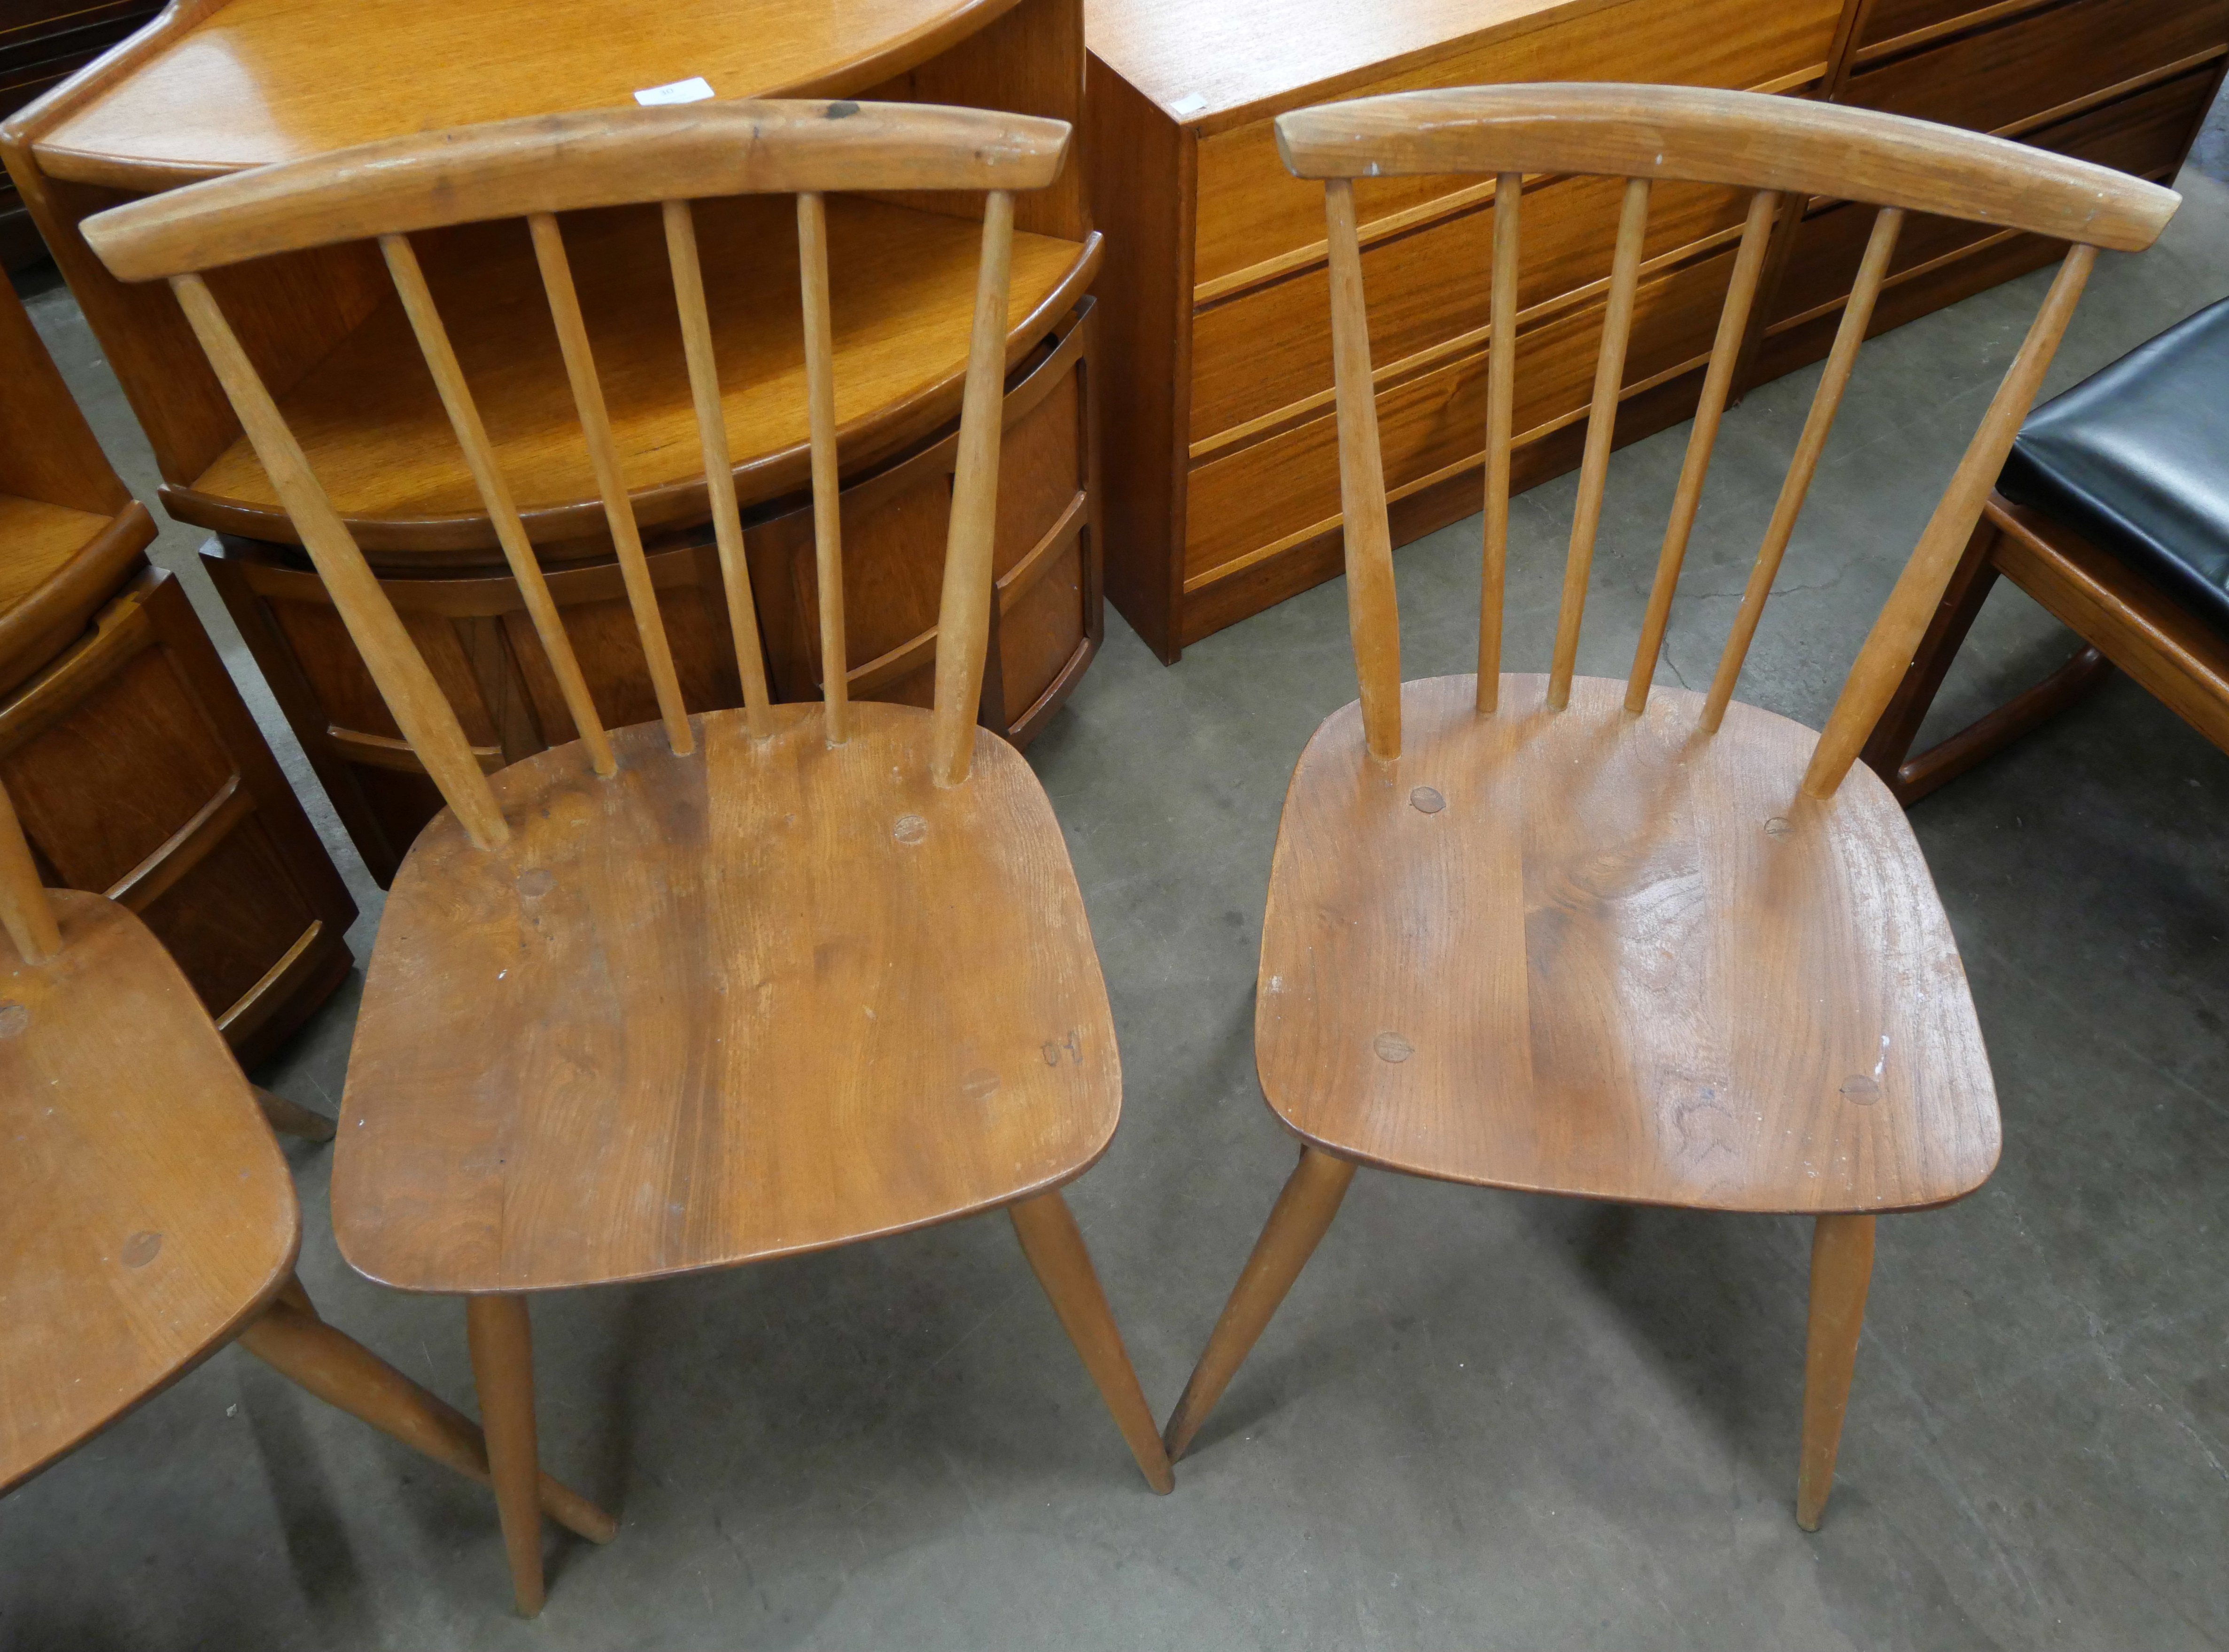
635;77;715;106
1169;93;1208;116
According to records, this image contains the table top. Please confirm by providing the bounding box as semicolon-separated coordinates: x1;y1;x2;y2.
34;0;1024;186
1084;0;1613;133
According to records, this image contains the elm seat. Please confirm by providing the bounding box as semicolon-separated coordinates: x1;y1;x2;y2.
1998;295;2229;640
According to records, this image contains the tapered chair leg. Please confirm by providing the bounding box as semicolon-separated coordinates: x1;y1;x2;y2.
1008;1189;1176;1494
1796;1213;1876;1531
466;1293;557;1615
235;1278;615;1553
1163;1145;1356;1461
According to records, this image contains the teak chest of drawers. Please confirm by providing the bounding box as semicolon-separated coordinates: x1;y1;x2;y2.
1085;0;2228;660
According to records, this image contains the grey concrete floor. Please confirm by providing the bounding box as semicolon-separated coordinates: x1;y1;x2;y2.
5;153;2228;1649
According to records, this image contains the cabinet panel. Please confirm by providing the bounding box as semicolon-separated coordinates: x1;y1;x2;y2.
1190;0;1839;289
1771;65;2216;328
1191;172;1750;450
1185;244;1741;584
1844;0;2229;135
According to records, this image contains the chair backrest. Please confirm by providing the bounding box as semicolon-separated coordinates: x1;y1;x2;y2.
1275;83;2179;796
80;101;1072;850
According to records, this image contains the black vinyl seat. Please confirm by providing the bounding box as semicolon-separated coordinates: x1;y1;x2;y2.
1998;295;2229;641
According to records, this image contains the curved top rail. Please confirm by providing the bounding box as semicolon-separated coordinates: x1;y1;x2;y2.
1274;84;2179;252
85;100;1072;281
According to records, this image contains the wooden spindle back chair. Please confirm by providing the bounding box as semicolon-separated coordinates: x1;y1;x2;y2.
0;777;613;1551
1160;84;2179;1534
80;100;1172;1616
83;100;1056;823
1279;83;2177;784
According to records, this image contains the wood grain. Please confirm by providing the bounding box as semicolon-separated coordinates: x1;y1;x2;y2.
929;191;1016;785
1625;187;1779;713
1546;176;1649;711
331;701;1122;1293
144;200;1090;551
168;271;512;849
1701;206;1903;730
1322;178;1402;760
0;891;295;1489
1805;244;2095;795
1273;84;2179;253
1255;674;2000;1213
83;101;1070;280
38;0;1037;185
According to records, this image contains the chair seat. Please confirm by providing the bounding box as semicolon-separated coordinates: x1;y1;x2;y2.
1999;294;2229;643
1255;674;2000;1214
332;702;1120;1294
0;893;297;1490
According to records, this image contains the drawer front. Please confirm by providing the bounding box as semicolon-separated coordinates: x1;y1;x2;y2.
1191;172;1751;451
1185;244;1741;585
1845;0;2229;136
1772;65;2217;326
1856;0;2005;52
1190;0;1840;291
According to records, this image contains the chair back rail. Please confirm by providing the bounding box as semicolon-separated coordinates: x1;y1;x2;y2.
82;101;1066;849
1280;83;2175;796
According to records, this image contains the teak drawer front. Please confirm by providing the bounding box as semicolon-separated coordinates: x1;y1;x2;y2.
1189;0;1839;291
1771;66;2217;328
1185;244;1739;585
1191;173;1751;452
1855;0;2012;53
1844;0;2229;136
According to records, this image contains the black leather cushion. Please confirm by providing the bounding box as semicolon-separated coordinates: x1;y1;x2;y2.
1999;295;2229;641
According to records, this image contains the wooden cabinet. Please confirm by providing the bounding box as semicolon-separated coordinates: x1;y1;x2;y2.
3;0;1105;809
0;0;159;265
208;301;1104;884
0;274;355;1058
1086;0;2229;660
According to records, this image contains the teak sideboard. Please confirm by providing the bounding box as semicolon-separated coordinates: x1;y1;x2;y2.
1086;0;2229;659
3;0;1104;876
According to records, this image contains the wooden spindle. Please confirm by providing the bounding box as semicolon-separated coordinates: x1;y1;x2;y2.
1702;207;1903;732
663;200;775;742
170;274;510;849
1624;188;1779;714
1547;176;1650;711
381;233;616;776
1804;242;2097;797
1478;170;1521;714
928;191;1016;787
527;212;694;758
797;192;849;747
1323;178;1402;760
0;783;61;964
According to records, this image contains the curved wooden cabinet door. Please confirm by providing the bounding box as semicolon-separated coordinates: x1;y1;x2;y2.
206;302;1102;887
0;565;357;1062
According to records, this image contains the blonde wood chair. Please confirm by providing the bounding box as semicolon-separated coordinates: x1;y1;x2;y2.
1158;84;2179;1530
80;99;1172;1615
0;785;614;1557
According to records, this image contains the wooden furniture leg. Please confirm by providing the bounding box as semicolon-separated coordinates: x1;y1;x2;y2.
1859;512;2115;804
251;1084;338;1143
1007;1189;1175;1494
236;1280;615;1549
1796;1213;1875;1532
465;1293;554;1616
1163;1145;1356;1460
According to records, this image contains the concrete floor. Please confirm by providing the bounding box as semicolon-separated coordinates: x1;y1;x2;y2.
5;144;2228;1649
